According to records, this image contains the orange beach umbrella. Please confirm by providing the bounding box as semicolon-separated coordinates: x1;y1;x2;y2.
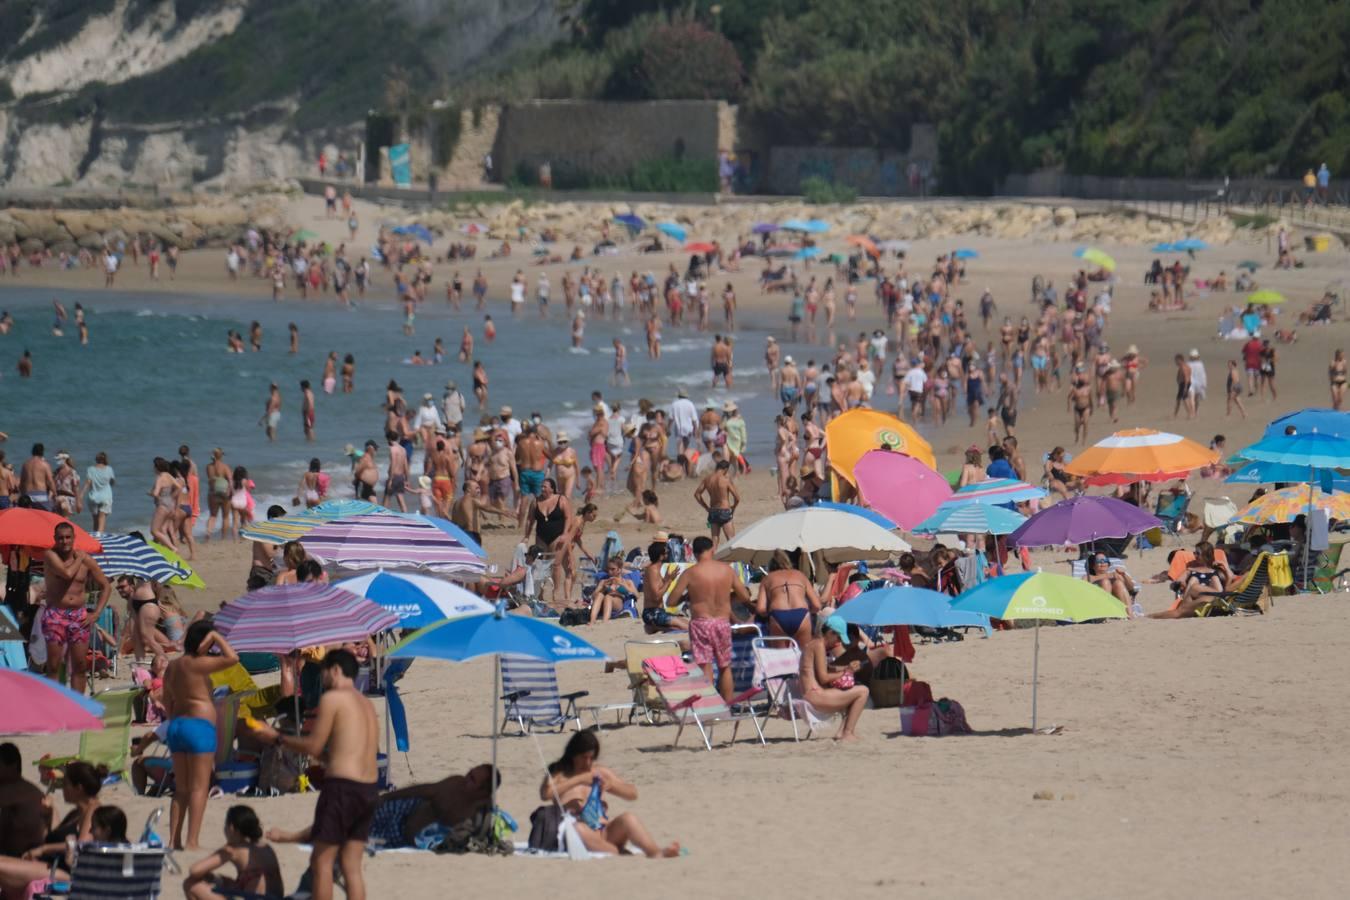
826;408;936;483
1063;428;1218;483
846;235;880;258
0;508;102;553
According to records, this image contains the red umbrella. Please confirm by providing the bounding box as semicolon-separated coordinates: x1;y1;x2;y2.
684;242;717;254
0;508;102;553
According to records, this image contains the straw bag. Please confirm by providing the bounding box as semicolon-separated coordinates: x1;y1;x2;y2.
869;656;906;709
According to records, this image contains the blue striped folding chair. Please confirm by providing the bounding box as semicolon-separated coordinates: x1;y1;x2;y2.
729;623;762;695
500;654;588;734
36;842;167;899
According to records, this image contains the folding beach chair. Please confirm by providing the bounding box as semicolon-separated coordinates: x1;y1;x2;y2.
729;623;762;696
500;654;589;734
751;636;840;741
640;657;764;751
1197;554;1273;616
1153;491;1192;543
38;688;139;787
88;604;119;681
35;842;169;900
624;639;683;724
1309;540;1350;593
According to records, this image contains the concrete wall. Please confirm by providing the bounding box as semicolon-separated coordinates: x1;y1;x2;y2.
760;125;939;196
492;100;723;184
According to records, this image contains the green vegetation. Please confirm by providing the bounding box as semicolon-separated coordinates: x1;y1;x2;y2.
429;106;463;168
801;176;858;204
1229;212;1278;229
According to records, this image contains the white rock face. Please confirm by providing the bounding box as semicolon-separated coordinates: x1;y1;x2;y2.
0;0;248;97
8;122;92;186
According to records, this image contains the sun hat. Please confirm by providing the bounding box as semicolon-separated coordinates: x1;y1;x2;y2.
722;400;738;413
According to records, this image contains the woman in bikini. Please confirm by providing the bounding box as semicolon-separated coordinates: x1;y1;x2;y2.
957;447;984;488
774;415;799;499
800;617;870;741
170;460;196;560
1085;555;1138;617
117;575;180;659
755;551;821;648
1151;542;1228;618
149;456;179;550
1044;446;1080;500
540;731;680;858
551;433;580;499
1330;349;1347;410
183;805;283;899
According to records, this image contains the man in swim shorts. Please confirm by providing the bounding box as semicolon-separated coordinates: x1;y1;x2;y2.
42;522;112;695
252;650;379;900
665;537;750;701
640;542;689;634
19;443;55;510
694;460;740;549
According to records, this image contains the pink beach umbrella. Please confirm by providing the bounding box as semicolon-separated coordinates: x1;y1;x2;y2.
0;669;105;735
853;449;952;531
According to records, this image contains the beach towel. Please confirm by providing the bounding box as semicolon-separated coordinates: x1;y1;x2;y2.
579;780;605;830
646;656;687;680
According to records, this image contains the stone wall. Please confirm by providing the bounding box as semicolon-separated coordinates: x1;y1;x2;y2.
492;100;724;185
760;125;939;196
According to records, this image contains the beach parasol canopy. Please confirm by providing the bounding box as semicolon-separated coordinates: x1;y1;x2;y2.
950;572;1126;730
794;247;820;260
0;508;101;553
1232;485;1350;525
1007;496;1162;548
613;213;645;231
716;508;910;567
655;222;687;242
300;512;486;574
684;242;716;254
941;478;1047;507
1073;246;1117;271
0;669;105;736
148;540;206;589
814;501;900;531
825;408;936;482
1151;242;1175;253
291;229;319;243
846;235;880;258
214;583;400;653
1240;430;1350;469
914;503;1026;536
391;224;434;244
1173;238;1209;251
751;222;779;234
1063;428;1218;483
242;499;384;543
1237;260;1261;271
835;585;991;633
91;532;192;584
1226;460;1350;491
781;218;831;234
1264;408;1350;438
953;248;979;259
1247;290;1286;305
333;570;493;630
852;450;951;531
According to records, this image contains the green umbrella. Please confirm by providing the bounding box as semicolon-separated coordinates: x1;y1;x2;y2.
1248;290;1286;305
950;572;1126;730
1237;260;1260;271
147;540;206;589
1075;247;1116;271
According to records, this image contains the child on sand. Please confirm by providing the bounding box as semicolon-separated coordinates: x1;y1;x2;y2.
183;805;283;899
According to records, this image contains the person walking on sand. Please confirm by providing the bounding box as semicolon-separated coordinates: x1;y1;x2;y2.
260;383;282;441
1226;360;1248;419
163;621;238;850
1173;353;1194;419
665;536;751;701
694;459;740;548
1330;349;1347;410
250;650;378;900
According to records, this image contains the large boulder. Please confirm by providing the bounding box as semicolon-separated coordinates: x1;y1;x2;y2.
1052;206;1076;227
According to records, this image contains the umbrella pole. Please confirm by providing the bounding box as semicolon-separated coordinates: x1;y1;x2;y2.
491;655;500;821
1031;617;1040;732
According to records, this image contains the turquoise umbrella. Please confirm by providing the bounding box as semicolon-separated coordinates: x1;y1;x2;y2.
951;572;1126;730
914;503;1026;535
835;586;991;633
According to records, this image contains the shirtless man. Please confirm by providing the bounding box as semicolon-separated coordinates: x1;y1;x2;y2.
427;438;458;518
698;403;722;454
710;335;734;388
260;383;282;442
640;542;689;634
383;430;409;512
665;536;750;700
300;380;316;442
19;443;55;509
353;442;379;500
0;743;47;858
487;434;518;513
252;651;378;900
515;426;549;525
778;355;802;411
755;552;821;649
163;621;238;850
695;460;740;548
42;523;112;695
451;479;511;548
1067;374;1093;445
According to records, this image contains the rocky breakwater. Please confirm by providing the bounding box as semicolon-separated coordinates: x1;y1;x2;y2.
0;189;295;255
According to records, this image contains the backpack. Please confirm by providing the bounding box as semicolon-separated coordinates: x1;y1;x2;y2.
528;804;564;852
558;608;589;627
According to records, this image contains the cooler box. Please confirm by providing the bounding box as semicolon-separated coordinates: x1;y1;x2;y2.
216;761;259;793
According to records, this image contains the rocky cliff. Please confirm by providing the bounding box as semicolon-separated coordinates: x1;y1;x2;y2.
0;0;560;190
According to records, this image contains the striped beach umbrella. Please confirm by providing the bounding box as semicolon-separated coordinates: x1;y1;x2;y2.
241;499;384;543
214;583;400;653
942;478;1047;507
300;513;486;574
91;533;192;583
914;503;1026;536
1063;428;1217;484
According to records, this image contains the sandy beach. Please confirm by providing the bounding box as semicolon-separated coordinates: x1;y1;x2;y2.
5;194;1350;898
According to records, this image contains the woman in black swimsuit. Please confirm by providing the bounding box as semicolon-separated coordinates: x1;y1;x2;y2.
525;478;573;608
1151;541;1228;618
0;761;104;894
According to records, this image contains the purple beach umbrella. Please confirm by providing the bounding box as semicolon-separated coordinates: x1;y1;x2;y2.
1008;496;1162;548
214;583;400;653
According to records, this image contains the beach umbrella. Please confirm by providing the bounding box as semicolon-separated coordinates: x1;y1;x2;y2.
1247;290;1286;305
751;222;779;234
1062;428;1218;484
1241;430;1350;470
1007;496;1162;548
847;235;880;258
825;409;936;483
333;570;493;630
794;247;820;260
953;248;979;259
392;224;434;244
716;508;910;568
877;240;910;252
950;572;1126;730
782;219;831;234
214;583;400;653
0;669;105;735
1232;485;1350;525
762;247;795;257
814;501;899;532
1265;408;1350;438
852;450;952;531
835;585;991;633
613;213;644;231
459;222;486;235
1226;460;1350;492
684;242;716;254
1237;260;1261;271
148;540;206;589
0;508;101;553
914;503;1026;536
300;512;486;574
1073;247;1116;271
90;532;192;584
941;478;1047;507
1174;238;1209;251
655;222;686;243
241;499;385;543
1151;242;1175;253
389;604;605;820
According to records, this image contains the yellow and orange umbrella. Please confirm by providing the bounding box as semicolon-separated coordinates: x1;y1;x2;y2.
846;235;880;258
1233;485;1350;525
1063;428;1217;484
825;408;935;483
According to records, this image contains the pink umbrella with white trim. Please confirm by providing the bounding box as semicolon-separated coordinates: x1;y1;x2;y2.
853;449;952;531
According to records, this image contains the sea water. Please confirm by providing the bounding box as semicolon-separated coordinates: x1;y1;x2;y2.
0;286;890;532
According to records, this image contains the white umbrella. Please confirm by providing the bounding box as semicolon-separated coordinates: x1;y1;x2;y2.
715;508;911;567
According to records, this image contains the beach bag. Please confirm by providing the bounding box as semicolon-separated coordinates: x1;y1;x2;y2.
559;608;589;627
868;657;906;709
932;697;972;735
528;804;564;852
258;743;304;794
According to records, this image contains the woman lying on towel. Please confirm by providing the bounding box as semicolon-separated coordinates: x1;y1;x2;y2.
540;732;680;858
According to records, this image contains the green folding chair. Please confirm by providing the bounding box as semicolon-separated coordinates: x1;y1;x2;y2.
37;688;139;787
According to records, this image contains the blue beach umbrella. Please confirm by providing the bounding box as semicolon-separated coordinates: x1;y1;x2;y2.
1173;238;1208;251
781;219;831;234
1226;461;1350;491
953;248;979;259
1151;242;1175;253
656;222;687;243
815;501;899;531
1241;431;1350;470
613;213;645;231
333;570;492;630
794;246;821;260
1264;408;1350;439
91;532;192;584
392;224;434;244
914;503;1026;536
835;585;991;633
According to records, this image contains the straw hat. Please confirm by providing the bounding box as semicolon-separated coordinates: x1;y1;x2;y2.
445;380;457;390
677;387;689;398
423;392;434;401
1126;344;1139;356
722;400;738;413
1188;348;1200;359
500;405;513;417
417;475;432;490
556;431;570;443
